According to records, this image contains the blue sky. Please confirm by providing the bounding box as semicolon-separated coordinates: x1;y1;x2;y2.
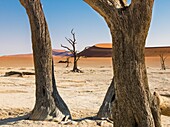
0;0;170;56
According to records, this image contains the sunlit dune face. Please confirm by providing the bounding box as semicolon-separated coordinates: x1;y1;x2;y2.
15;54;32;57
0;56;34;67
2;54;33;57
52;49;66;53
95;43;112;48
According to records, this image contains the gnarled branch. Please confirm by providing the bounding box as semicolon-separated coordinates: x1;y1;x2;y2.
131;0;154;16
61;44;73;53
65;37;74;45
84;0;118;23
71;29;76;44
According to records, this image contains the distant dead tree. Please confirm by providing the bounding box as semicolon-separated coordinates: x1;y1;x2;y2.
4;71;35;77
58;57;71;68
159;53;167;70
61;29;81;72
66;57;70;67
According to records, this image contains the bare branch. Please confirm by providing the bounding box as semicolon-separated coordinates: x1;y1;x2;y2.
61;44;73;53
71;29;76;44
70;38;76;44
164;56;168;61
163;55;168;62
159;53;167;70
159;54;167;62
71;29;75;35
159;54;163;58
19;0;29;8
65;29;76;46
65;37;73;45
84;0;117;22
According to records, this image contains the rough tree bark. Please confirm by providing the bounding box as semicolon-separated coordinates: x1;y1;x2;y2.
97;79;115;119
84;0;161;126
61;29;81;72
159;94;170;116
19;0;71;122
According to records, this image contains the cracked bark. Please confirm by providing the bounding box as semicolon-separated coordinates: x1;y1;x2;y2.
84;0;161;126
19;0;71;121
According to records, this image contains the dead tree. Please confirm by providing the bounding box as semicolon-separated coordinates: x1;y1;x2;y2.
4;71;35;77
58;57;71;67
19;0;71;122
61;29;81;72
66;57;70;67
84;0;161;127
159;54;167;70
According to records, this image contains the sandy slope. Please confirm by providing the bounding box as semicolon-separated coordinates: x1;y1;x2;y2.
0;57;170;126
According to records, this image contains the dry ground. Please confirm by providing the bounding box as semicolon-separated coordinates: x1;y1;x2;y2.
0;56;170;126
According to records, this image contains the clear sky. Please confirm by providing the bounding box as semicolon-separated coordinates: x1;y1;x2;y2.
0;0;170;56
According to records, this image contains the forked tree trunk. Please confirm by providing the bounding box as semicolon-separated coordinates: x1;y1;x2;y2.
97;79;115;119
84;0;161;126
159;54;166;70
19;0;71;121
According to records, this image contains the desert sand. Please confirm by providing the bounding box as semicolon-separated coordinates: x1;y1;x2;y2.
0;55;170;127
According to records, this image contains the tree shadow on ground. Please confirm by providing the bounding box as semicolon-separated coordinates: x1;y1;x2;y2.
0;115;113;126
0;114;29;125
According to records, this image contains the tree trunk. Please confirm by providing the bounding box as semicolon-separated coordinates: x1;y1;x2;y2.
84;0;161;126
160;54;166;70
19;0;71;122
162;63;166;70
73;56;78;72
159;94;170;116
97;79;115;119
66;57;70;67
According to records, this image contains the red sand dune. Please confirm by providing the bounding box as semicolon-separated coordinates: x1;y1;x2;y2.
145;47;170;57
78;44;112;57
2;49;71;58
0;43;170;68
95;43;112;48
52;49;66;52
79;43;170;57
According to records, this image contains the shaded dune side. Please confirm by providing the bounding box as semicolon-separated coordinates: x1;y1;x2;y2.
78;43;170;57
78;46;112;57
